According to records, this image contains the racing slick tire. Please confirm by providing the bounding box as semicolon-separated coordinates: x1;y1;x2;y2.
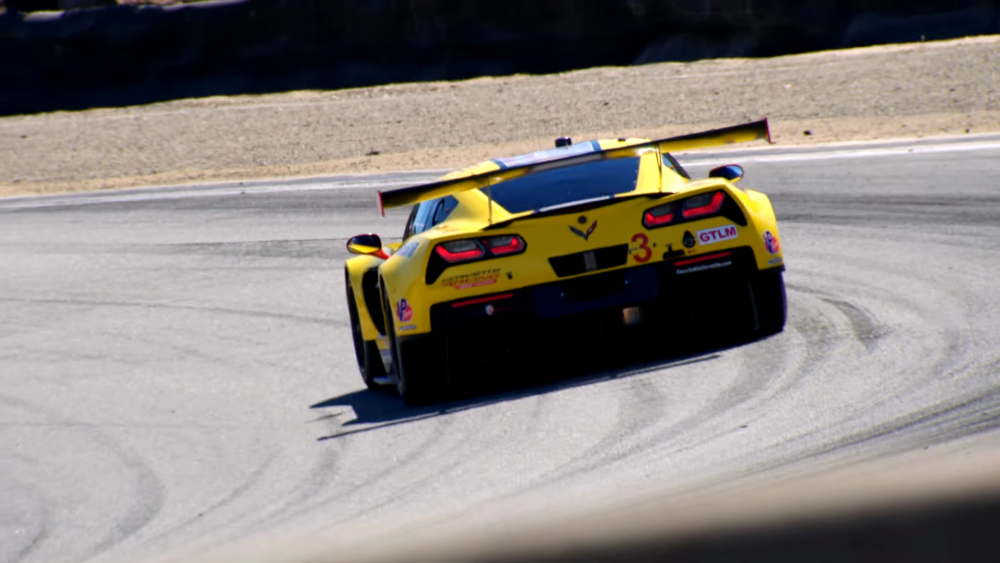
751;271;787;335
346;278;384;390
383;290;445;405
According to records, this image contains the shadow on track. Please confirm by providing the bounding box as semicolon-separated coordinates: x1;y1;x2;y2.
310;330;772;442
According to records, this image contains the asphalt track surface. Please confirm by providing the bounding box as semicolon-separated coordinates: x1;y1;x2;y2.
2;135;1000;563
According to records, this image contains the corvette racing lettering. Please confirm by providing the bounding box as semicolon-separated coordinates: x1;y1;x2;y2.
569;220;597;241
395;299;413;322
769;257;783;266
696;224;738;245
397;240;420;258
763;230;781;254
399;324;418;332
676;260;733;275
442;268;501;290
630;233;652;263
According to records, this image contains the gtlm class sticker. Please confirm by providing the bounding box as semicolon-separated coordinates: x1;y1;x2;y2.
695;224;738;245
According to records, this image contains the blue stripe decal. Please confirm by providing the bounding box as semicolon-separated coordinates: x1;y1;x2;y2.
491;158;509;170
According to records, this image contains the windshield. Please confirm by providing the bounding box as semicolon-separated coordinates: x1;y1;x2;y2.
480;156;641;214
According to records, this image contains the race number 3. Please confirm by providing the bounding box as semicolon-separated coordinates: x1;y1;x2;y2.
631;233;652;263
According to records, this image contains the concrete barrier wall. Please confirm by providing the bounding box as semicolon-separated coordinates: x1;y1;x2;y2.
1;0;998;115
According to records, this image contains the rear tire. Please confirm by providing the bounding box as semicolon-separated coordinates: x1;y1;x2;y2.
384;290;443;405
751;272;787;335
347;276;384;390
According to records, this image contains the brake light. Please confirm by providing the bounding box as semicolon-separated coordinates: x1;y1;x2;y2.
483;235;525;255
643;203;677;228
434;234;526;265
436;240;486;263
682;191;725;219
450;293;514;308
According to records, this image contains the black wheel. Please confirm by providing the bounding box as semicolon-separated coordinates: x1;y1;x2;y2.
346;275;385;390
751;272;787;335
383;289;443;405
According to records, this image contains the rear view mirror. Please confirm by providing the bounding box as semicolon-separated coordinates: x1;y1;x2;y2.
347;234;388;259
709;164;744;183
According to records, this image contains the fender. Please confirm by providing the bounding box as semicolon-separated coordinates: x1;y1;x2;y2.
741;188;784;270
345;255;386;341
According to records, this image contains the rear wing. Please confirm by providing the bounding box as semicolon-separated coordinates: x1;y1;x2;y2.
377;118;771;216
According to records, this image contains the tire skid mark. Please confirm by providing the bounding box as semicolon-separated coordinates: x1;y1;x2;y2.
616;299;830;468
0;392;165;563
747;292;988;474
0;297;332;327
240;411;459;535
749;358;1000;481
637;282;892;470
339;401;509;524
495;277;892;500
500;344;781;498
138;451;280;550
533;369;677;485
1;471;53;563
819;297;888;353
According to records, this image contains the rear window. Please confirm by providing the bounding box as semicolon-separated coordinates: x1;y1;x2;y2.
481;156;641;214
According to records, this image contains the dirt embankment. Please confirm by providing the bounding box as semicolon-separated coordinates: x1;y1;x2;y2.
1;35;998;198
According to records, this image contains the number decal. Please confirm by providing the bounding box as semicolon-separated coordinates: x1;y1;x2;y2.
631;233;652;263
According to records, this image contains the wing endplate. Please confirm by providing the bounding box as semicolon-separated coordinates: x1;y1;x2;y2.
377;119;771;212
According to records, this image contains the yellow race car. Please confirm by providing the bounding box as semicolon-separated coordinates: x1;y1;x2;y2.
345;120;785;403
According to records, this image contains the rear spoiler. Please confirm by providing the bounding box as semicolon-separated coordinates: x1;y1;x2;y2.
377;118;771;216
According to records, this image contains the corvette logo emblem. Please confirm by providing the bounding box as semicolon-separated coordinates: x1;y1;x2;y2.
569;221;597;241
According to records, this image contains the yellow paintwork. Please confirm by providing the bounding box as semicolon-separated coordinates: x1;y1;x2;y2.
346;134;783;361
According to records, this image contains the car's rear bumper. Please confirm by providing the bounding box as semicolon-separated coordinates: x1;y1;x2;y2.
424;245;780;338
396;245;781;384
431;243;768;322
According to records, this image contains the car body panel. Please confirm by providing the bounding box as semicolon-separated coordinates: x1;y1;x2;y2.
346;120;782;351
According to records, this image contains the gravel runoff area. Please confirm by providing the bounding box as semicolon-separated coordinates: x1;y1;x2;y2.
1;35;998;197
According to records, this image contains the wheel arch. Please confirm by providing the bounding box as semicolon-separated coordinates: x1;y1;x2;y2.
345;256;386;340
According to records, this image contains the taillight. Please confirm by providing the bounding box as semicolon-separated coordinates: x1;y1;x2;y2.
436;239;486;263
434;235;526;265
643;203;677;228
682;191;725;219
483;235;525;255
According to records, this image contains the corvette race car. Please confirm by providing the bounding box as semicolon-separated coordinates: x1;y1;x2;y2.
345;119;786;403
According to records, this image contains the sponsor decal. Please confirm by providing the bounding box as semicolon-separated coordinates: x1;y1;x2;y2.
763;231;780;254
395;299;413;322
696;224;738;245
768;257;783;266
442;268;501;290
396;240;420;258
485;304;495;316
399;324;418;332
676;260;733;275
569;220;598;241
